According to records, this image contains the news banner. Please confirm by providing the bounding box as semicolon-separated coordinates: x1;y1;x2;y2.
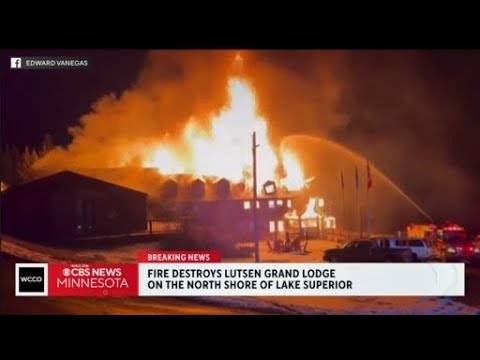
15;251;464;297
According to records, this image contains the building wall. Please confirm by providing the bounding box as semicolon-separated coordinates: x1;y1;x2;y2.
1;188;74;243
181;197;291;242
2;175;147;243
77;189;147;237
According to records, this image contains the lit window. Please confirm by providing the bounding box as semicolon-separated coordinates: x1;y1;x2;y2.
276;199;283;206
316;198;325;208
268;200;275;208
256;201;260;209
287;199;292;208
243;201;251;210
277;221;284;232
269;221;275;233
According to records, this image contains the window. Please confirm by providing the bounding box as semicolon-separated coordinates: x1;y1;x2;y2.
287;200;292;208
268;200;275;209
395;240;407;247
379;240;390;248
408;240;424;247
269;221;275;233
357;242;372;250
256;201;260;209
343;241;358;249
277;221;284;232
243;201;251;210
276;199;283;206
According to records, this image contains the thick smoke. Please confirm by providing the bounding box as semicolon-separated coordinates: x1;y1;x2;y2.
334;51;478;227
32;50;348;188
33;51;235;179
32;50;478;228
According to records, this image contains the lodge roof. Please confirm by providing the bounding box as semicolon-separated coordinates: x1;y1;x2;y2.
2;171;148;197
63;168;295;201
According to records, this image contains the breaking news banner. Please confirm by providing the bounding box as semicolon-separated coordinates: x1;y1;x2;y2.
139;263;464;297
137;250;222;262
15;250;464;297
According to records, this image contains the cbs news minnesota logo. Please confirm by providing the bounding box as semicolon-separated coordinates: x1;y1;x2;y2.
15;263;48;296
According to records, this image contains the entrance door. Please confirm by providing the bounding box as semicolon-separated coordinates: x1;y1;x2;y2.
76;199;95;235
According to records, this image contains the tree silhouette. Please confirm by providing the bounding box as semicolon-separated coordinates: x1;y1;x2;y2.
41;133;54;156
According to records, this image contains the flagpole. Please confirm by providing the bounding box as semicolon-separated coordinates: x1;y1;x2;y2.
342;183;345;234
366;184;370;239
355;166;360;238
341;171;347;242
357;191;361;238
366;160;372;239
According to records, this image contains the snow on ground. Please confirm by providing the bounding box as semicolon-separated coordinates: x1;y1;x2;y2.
2;234;479;315
191;295;479;315
1;234;158;263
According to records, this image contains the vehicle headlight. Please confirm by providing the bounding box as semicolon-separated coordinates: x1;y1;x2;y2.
474;247;480;254
447;247;456;254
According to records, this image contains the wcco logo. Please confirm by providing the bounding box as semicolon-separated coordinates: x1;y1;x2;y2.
16;263;48;296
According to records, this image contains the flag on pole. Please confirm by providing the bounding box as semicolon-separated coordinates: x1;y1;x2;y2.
341;170;344;189
355;166;359;190
367;161;372;189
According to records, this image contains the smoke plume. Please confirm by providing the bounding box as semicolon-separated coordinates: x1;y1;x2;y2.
32;50;478;228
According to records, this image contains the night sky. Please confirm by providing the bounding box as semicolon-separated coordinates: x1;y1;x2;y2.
1;50;479;228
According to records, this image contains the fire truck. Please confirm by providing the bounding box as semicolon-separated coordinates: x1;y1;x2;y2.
406;222;467;243
436;222;468;241
406;223;437;242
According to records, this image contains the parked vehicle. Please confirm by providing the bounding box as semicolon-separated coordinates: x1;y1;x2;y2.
436;231;476;263
324;238;413;263
376;237;434;261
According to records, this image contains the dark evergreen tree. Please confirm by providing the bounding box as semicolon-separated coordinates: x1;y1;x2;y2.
41;133;54;156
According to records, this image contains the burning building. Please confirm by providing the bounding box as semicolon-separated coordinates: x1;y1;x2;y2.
146;175;293;244
28;56;337;245
285;197;336;239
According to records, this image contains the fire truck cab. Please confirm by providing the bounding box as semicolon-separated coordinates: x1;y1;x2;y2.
435;222;474;262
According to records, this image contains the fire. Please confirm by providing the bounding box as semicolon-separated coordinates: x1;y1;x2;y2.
144;76;307;191
302;197;323;219
145;147;184;174
285;197;324;220
280;150;307;191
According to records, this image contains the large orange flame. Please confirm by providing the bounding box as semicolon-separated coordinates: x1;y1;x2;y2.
144;76;307;192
